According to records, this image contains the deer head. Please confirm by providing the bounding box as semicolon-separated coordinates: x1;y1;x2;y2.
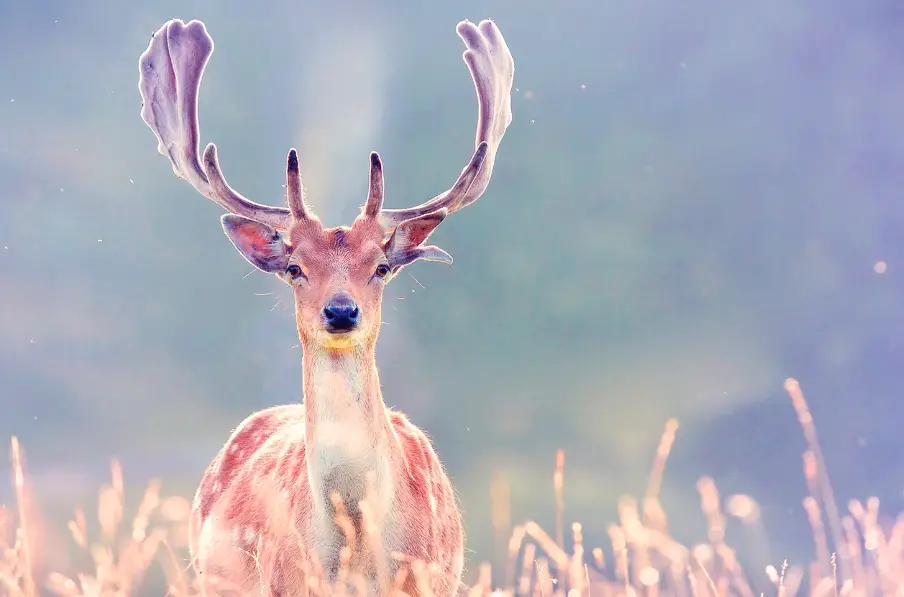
138;19;514;353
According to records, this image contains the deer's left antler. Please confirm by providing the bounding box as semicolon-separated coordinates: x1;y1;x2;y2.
376;19;515;232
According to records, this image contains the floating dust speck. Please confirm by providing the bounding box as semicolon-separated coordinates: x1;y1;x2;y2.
129;178;135;184
874;261;887;274
580;84;586;89
524;90;534;100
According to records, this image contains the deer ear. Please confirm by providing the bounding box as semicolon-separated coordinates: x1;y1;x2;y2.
221;214;290;273
384;209;453;271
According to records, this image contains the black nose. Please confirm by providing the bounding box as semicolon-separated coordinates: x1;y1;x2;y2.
323;295;360;331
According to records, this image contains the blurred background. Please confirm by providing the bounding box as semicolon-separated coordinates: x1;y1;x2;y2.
2;0;904;591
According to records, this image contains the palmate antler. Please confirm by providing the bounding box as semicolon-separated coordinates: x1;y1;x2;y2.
138;18;514;234
138;20;294;230
376;20;515;231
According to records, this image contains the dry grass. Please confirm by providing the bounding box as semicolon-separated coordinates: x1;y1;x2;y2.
0;378;900;596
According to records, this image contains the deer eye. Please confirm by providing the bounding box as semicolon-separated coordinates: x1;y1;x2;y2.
374;264;391;279
286;264;305;279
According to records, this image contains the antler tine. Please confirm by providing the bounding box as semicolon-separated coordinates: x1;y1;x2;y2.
286;148;309;220
363;152;385;218
139;19;293;230
377;19;514;231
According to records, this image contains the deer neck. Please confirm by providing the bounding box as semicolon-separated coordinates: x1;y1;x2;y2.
300;344;396;528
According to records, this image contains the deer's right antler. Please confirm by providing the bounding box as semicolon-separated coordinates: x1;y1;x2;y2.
138;19;294;231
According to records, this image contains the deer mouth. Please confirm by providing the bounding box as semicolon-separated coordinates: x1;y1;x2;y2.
325;328;356;335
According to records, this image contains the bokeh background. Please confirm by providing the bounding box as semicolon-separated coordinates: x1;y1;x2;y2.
2;0;903;591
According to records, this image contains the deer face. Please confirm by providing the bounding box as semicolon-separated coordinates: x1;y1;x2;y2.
221;214;389;350
286;219;388;351
220;154;452;352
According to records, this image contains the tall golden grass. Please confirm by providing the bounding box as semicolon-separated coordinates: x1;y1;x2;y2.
0;378;897;596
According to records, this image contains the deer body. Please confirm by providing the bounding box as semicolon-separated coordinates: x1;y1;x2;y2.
191;391;461;596
138;17;514;597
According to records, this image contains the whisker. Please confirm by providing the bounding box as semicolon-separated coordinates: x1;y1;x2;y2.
408;272;426;289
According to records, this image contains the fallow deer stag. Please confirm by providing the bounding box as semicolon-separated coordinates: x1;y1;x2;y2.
138;17;513;597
